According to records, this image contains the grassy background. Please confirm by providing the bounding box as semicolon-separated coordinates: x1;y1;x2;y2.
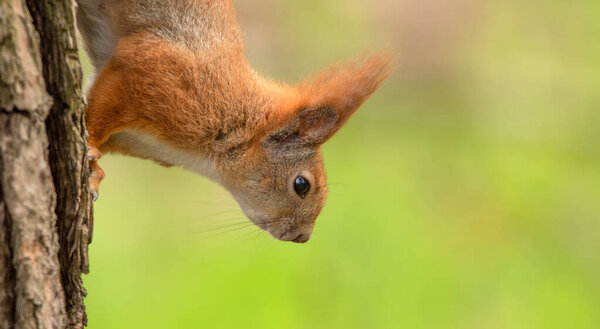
82;0;600;328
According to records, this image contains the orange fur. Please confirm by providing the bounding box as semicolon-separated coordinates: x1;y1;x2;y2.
81;0;394;243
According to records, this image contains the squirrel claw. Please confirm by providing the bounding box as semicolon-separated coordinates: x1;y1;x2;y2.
91;189;99;202
88;147;102;161
88;146;104;202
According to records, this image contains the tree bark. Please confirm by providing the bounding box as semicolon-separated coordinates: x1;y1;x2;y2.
0;0;91;328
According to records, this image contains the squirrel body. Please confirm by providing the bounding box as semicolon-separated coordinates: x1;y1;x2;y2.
78;0;392;243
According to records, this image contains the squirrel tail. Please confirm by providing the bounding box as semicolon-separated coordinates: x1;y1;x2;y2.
76;0;118;72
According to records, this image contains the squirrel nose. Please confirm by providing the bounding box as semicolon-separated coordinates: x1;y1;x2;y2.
292;233;311;243
268;220;314;243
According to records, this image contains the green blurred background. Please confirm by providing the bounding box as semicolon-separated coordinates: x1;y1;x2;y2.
81;0;600;328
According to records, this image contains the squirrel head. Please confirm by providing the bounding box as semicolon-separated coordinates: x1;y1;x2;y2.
219;53;394;243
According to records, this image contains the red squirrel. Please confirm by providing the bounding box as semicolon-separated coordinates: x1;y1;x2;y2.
77;0;393;243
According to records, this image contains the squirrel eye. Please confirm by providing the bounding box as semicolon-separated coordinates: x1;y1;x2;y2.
294;176;310;196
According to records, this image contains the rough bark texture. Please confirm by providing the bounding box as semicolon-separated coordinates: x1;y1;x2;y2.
0;0;91;328
26;0;92;327
0;0;66;328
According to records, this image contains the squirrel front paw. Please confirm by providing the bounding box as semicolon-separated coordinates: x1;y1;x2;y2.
88;147;105;201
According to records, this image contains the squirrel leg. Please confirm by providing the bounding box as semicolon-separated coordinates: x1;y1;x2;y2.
88;145;105;201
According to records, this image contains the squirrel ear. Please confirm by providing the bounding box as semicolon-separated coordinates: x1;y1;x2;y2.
264;106;338;151
299;51;394;142
265;51;394;152
295;106;339;145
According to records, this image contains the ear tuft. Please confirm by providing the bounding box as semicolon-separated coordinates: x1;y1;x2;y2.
299;50;396;116
264;50;395;152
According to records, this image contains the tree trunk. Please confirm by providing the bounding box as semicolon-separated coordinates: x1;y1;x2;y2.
0;0;91;328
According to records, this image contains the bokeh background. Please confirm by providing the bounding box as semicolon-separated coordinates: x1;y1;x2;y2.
81;0;600;328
